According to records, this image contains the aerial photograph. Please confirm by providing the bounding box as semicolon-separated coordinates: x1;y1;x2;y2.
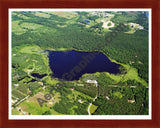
10;9;150;117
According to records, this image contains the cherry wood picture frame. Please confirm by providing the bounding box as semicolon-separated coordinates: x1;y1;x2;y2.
0;0;160;128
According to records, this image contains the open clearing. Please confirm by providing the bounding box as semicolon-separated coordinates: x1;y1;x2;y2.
19;45;44;54
28;92;44;102
19;101;63;115
18;91;62;115
46;11;78;19
90;104;98;114
113;92;123;98
19;45;51;74
35;12;51;18
102;20;115;29
20;22;43;30
125;23;144;34
12;20;26;35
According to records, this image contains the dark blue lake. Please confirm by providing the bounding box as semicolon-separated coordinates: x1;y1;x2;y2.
48;50;121;81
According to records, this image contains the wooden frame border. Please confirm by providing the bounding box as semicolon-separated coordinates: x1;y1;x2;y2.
0;0;160;128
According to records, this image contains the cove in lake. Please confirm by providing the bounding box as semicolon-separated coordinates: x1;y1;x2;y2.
48;50;122;81
31;73;47;78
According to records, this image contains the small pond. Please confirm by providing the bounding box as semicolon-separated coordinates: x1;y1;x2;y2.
84;20;90;23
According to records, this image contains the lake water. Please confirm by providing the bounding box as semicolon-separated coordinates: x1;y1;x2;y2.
31;73;47;78
48;50;121;81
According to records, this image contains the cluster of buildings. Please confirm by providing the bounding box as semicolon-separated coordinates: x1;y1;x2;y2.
90;12;114;18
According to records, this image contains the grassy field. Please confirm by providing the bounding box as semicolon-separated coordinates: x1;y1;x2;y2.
46;11;78;19
16;86;92;115
113;92;123;98
12;19;50;34
20;22;43;30
35;12;51;18
90;104;98;114
12;20;26;35
18;45;52;75
18;91;62;115
19;45;44;54
19;101;62;115
12;108;20;115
